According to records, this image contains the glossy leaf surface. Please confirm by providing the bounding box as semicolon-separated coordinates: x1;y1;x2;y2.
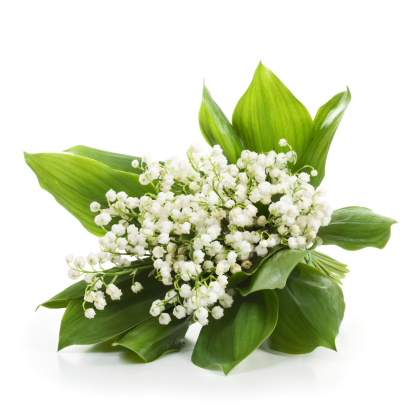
232;62;313;156
38;265;151;310
296;88;351;186
192;290;278;375
318;206;396;250
114;316;192;362
199;84;244;163
58;275;169;350
64;145;142;174
268;264;345;354
239;243;317;295
227;245;284;288
25;152;148;236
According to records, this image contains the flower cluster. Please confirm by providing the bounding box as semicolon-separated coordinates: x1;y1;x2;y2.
66;139;332;325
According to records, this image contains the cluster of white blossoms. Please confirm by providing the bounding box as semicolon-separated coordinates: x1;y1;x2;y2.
66;139;332;325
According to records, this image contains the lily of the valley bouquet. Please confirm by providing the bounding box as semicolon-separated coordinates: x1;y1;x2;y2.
25;63;395;374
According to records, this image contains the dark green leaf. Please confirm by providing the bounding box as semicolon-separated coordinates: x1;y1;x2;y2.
38;264;151;310
58;274;169;350
239;242;317;295
296;88;351;186
192;290;278;375
113;316;192;362
39;282;86;310
232;62;313;156
64;145;142;174
24;152;151;236
318;206;396;250
268;264;345;354
199;84;244;164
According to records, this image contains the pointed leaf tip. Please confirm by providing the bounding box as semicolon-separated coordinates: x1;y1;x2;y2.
192;290;278;374
198;84;243;164
232;63;313;156
296;87;351;185
57;275;169;350
267;264;345;355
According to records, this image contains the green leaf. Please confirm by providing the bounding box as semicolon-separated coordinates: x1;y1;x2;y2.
58;274;169;350
24;152;150;236
318;206;396;250
268;263;345;354
296;88;351;186
239;242;318;296
64;145;142;175
192;290;278;375
227;245;284;288
232;62;313;156
39;282;87;310
199;84;244;164
113;316;192;362
38;264;151;310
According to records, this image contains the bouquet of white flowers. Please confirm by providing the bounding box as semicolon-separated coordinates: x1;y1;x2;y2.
25;62;395;374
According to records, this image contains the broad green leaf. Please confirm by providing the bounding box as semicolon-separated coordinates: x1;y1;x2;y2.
239;242;317;296
64;145;142;175
24;152;150;236
199;84;244;164
296;88;351;186
58;274;169;350
318;206;396;250
268;264;345;354
192;290;278;375
232;62;313;156
113;316;192;362
38;264;152;310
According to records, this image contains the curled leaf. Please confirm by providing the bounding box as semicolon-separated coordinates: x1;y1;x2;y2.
268;264;345;354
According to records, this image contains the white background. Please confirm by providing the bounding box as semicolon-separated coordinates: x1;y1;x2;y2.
1;0;413;412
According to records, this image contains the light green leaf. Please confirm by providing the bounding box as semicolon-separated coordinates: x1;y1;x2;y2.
58;274;169;350
24;152;150;236
192;290;278;375
318;206;396;250
308;250;349;285
113;316;192;362
232;62;313;156
296;88;351;186
64;145;142;175
38;263;152;310
239;242;317;296
268;263;345;354
199;84;244;163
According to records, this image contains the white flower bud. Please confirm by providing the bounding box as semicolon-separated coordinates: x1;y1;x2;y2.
106;189;117;202
131;282;143;293
65;254;73;264
159;313;171;325
106;284;122;300
85;308;96;319
90;202;100;212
